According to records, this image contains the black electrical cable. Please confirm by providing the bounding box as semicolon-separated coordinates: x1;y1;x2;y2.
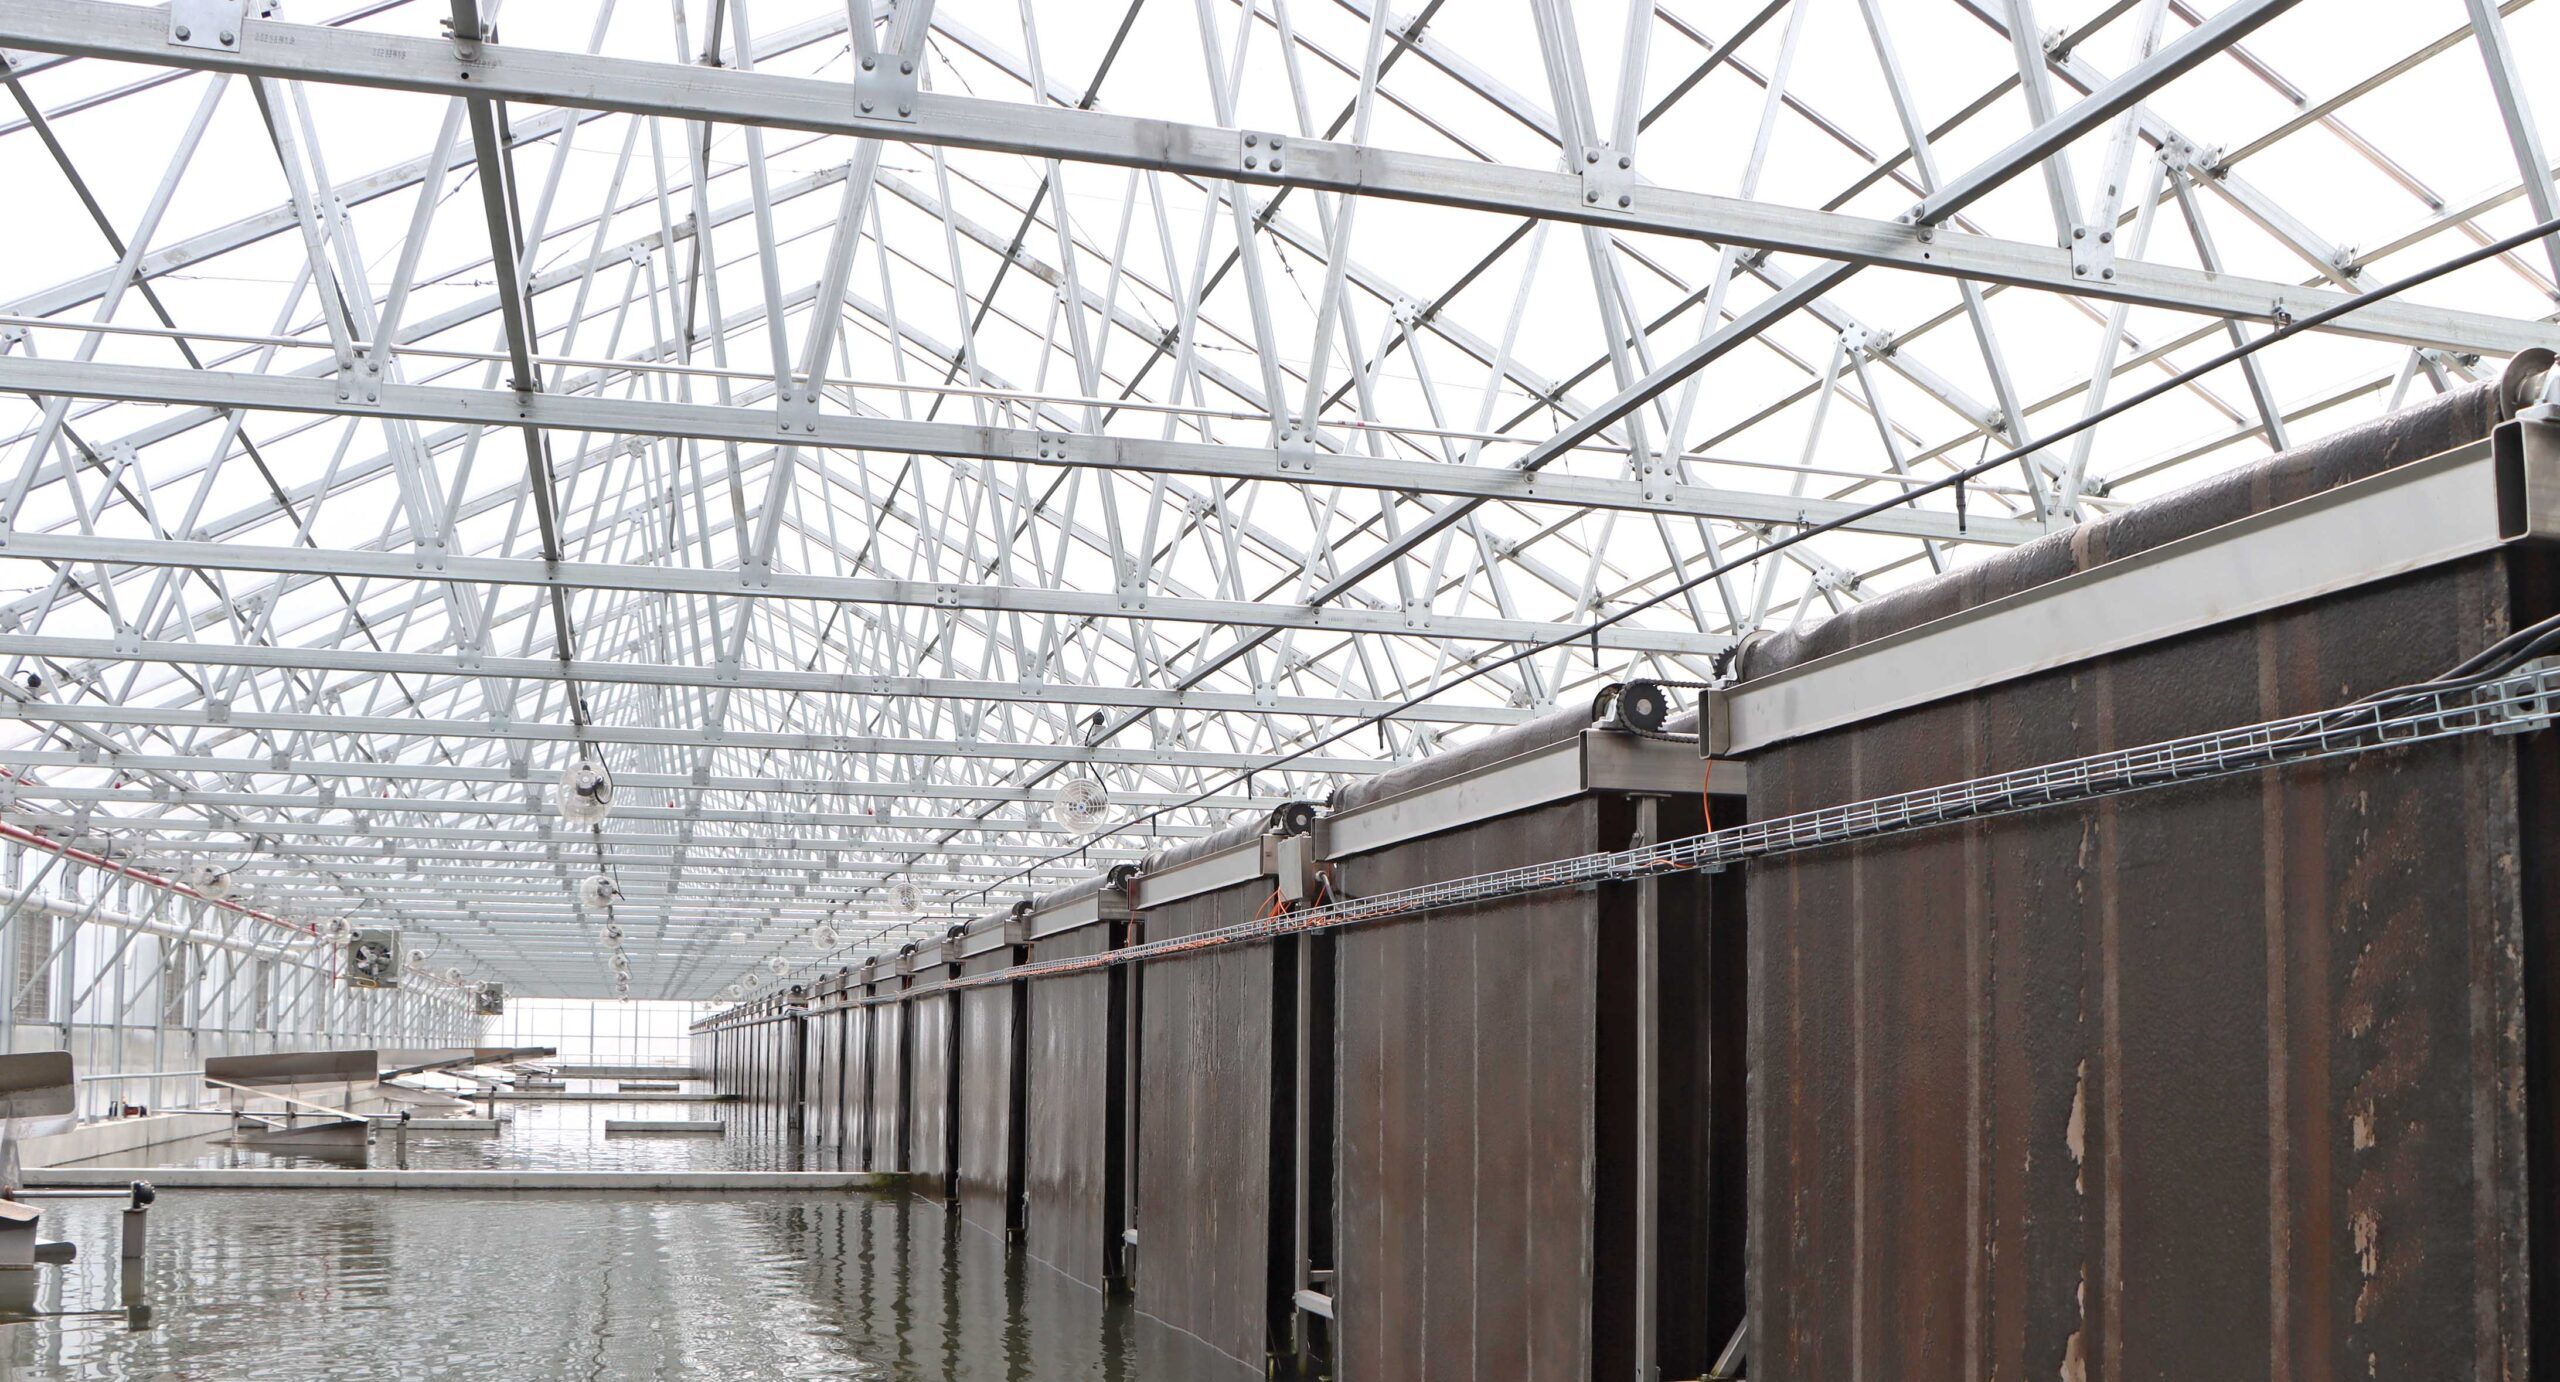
979;211;2560;899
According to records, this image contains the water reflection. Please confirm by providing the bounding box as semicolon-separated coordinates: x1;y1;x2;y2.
63;1095;826;1175
0;1191;1232;1379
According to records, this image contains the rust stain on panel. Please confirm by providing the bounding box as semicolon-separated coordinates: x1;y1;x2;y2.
1741;385;2537;1382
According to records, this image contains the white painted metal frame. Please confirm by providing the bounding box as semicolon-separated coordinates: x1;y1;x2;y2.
0;0;2549;1004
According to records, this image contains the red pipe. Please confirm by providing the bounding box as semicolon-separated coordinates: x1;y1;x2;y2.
0;819;311;939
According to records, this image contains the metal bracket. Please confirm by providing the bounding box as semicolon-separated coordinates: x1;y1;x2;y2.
439;12;489;62
2069;222;2118;282
336;359;382;407
170;0;258;51
852;55;919;123
775;382;820;435
1239;131;1291;176
111;626;140;657
1276;418;1323;473
1638;448;1677;504
204;699;231;726
1579;145;1639;215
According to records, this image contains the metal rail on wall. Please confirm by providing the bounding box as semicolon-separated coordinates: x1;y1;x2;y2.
748;658;2560;1015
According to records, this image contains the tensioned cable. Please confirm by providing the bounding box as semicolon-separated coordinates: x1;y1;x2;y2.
952;209;2560;908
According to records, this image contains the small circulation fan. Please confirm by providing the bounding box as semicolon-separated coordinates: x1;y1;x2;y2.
190;863;235;900
813;922;841;951
892;881;923;912
764;955;791;977
558;756;614;827
1049;778;1111;833
576;873;622;909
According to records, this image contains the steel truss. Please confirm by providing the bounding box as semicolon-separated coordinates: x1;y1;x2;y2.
0;0;2550;1003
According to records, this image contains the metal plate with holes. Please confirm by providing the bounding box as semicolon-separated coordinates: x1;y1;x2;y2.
168;0;248;51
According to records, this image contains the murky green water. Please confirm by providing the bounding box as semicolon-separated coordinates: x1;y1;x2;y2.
0;1191;1227;1379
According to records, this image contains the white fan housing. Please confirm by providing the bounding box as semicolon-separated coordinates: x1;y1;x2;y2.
1050;778;1111;832
558;756;614;827
190;863;235;900
576;873;622;909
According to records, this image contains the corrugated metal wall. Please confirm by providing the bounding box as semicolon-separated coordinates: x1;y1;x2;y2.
1330;792;1612;1381
1132;819;1289;1378
908;949;959;1200
1021;909;1126;1294
957;914;1026;1239
1323;709;1738;1382
1739;384;2548;1380
843;999;871;1168
865;974;908;1173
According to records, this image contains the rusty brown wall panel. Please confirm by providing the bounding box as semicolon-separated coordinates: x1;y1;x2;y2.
1746;538;2534;1380
2514;548;2560;1373
1133;873;1279;1379
1648;796;1742;1373
1331;796;1608;1382
1024;922;1119;1293
957;947;1021;1237
909;992;956;1187
867;995;908;1172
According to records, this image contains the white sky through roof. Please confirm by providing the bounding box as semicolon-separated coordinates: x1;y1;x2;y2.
0;0;2552;998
